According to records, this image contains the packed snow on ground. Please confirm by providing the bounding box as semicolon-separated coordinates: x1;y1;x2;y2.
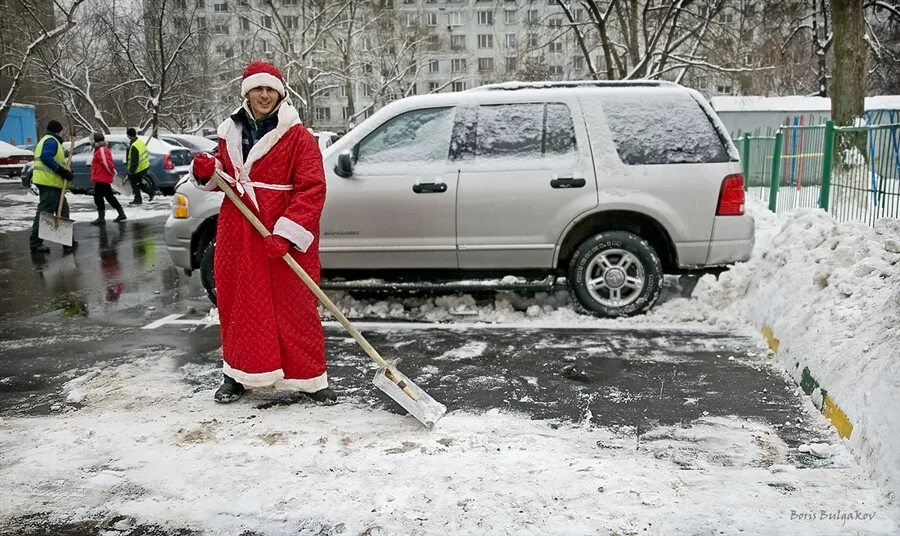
323;199;900;504
0;189;171;232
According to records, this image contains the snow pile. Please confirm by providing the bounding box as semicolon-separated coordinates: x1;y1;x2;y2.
656;202;900;500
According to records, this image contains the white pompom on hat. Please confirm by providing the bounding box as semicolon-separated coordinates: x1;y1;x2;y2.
241;61;286;98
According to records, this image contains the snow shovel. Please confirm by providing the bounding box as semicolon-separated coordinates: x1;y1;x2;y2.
212;172;447;427
38;137;76;246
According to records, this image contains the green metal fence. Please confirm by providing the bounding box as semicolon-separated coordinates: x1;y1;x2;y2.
737;121;900;225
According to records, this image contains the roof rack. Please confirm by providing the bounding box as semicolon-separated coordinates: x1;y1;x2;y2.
469;80;679;92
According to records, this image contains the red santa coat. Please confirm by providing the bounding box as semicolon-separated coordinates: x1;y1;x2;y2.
203;100;327;391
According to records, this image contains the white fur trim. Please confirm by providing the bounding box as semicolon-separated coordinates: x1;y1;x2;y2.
274;217;315;252
222;361;285;388
274;372;328;393
241;72;285;97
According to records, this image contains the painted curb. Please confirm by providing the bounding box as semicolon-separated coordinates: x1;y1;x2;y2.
762;324;854;439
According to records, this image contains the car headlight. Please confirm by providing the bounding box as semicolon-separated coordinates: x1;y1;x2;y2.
172;193;189;219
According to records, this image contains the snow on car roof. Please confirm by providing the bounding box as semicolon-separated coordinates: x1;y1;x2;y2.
710;95;900;112
73;134;183;153
0;140;32;157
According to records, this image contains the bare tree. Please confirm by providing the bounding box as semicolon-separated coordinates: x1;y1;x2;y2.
0;0;86;128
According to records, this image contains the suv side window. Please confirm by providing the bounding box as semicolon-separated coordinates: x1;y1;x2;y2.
603;93;730;165
357;107;455;164
457;102;577;161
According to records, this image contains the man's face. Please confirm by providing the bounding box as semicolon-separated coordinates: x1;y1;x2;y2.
248;86;279;119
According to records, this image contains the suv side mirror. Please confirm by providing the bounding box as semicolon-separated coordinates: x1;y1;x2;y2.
334;151;353;178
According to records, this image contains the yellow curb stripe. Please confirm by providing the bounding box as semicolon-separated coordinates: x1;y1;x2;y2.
823;394;854;439
761;325;853;440
761;324;780;352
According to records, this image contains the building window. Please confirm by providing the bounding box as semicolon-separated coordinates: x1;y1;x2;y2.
716;84;733;94
315;107;331;122
213;2;227;11
428;81;441;92
428;60;440;73
549;65;563;76
239;16;250;30
528;33;539;47
719;12;734;23
451;58;467;73
283;0;297;5
548;18;562;28
424;12;438;26
477;10;493;25
548;41;562;53
452;81;467;92
405;13;416;26
573;56;584;71
450;35;466;50
527;10;539;23
343;106;352;120
261;15;272;29
505;33;517;48
477;34;493;49
504;9;516;24
574;8;584;21
478;57;494;72
284;16;299;29
447;12;462;26
213;23;229;34
506;56;517;72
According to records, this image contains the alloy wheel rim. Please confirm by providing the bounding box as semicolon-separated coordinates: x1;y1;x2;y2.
584;248;645;307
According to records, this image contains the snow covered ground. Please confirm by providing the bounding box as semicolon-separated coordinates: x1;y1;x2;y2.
0;198;898;534
0;188;171;233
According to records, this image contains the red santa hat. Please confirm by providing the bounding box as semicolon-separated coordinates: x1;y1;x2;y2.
241;61;286;98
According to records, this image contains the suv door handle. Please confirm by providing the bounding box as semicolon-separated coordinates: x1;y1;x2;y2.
550;177;586;189
412;182;448;194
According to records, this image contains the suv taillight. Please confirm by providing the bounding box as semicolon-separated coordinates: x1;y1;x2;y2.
717;174;745;216
163;154;174;170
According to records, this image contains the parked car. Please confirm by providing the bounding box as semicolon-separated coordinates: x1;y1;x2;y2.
312;130;338;152
166;81;753;316
67;135;191;195
159;134;218;156
0;140;33;177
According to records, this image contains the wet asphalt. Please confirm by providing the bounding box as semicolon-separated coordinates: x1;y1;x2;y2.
0;189;832;462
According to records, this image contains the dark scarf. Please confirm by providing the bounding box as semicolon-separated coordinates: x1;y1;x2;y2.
233;104;280;160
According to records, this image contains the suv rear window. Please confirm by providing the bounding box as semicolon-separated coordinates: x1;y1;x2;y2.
602;93;730;165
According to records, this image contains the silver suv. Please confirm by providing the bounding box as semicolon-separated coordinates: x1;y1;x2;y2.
165;81;753;317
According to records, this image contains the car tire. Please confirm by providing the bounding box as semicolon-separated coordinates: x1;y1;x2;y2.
567;231;663;317
200;241;217;306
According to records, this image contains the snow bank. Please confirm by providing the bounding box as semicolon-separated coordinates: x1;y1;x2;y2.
656;201;900;500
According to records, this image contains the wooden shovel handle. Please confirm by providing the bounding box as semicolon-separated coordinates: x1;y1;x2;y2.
54;136;76;222
212;172;417;398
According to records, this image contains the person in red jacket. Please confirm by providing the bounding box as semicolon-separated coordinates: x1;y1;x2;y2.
89;133;127;224
191;61;333;404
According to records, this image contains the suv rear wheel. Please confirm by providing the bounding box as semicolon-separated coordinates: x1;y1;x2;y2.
567;231;663;317
200;241;217;305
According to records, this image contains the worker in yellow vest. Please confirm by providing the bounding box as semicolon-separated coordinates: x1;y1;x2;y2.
29;120;77;254
126;127;155;205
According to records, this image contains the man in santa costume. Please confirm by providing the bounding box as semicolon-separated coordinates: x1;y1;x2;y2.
191;61;334;404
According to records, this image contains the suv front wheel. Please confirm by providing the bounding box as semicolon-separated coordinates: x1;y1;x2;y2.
567;231;663;317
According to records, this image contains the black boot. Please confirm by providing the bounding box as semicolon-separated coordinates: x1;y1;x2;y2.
90;218;105;225
306;387;337;405
214;374;245;403
114;213;127;222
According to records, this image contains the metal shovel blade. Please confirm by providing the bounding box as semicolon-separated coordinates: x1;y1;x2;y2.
38;211;74;246
373;365;447;428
